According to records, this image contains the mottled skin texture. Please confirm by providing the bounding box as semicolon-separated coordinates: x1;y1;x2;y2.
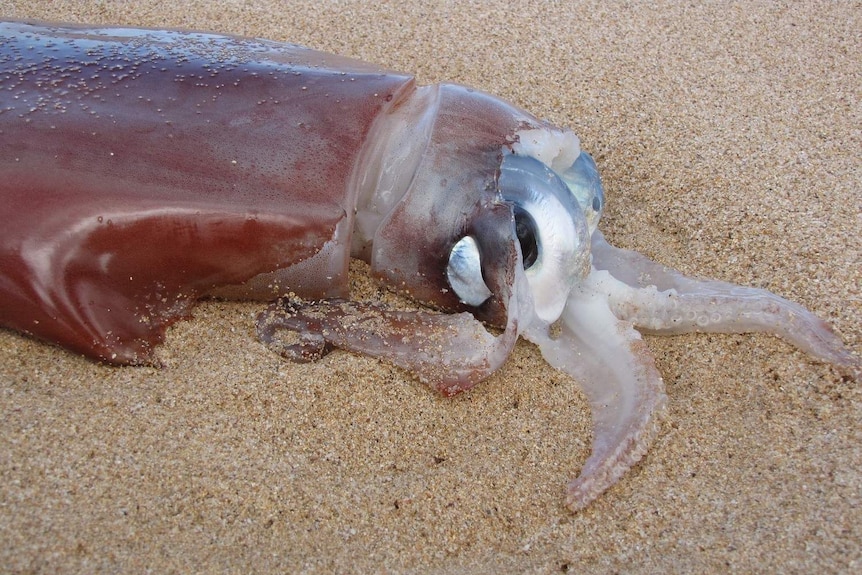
0;21;412;362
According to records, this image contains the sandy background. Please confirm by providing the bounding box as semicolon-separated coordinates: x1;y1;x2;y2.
1;1;859;572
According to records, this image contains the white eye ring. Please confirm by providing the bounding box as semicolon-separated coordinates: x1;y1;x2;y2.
499;154;590;323
447;235;492;306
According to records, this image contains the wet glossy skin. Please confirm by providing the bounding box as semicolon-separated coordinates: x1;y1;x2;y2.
1;21;857;512
0;21;411;361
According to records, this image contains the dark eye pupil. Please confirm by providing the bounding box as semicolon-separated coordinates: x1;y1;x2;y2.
514;208;538;269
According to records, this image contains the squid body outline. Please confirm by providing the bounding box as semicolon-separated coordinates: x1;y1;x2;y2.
0;21;857;511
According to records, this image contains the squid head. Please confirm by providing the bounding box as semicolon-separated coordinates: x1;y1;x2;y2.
259;81;858;511
257;81;670;510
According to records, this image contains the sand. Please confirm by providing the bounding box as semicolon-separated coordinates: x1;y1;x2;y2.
1;1;859;572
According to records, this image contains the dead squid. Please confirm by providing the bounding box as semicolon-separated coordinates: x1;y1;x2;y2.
0;20;857;511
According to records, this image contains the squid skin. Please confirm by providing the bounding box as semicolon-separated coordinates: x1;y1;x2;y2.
0;21;858;513
0;20;414;362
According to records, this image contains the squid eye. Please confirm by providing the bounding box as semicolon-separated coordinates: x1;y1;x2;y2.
447;235;492;306
499;154;591;323
513;207;538;269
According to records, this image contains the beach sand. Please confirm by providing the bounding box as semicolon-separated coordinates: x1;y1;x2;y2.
1;1;859;572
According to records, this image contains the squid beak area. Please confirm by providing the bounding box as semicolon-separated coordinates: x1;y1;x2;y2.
523;274;669;512
255;205;528;397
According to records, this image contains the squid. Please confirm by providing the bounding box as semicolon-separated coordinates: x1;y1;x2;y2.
1;20;858;511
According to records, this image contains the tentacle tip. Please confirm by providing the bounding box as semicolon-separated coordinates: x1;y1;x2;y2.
811;342;861;382
259;330;330;363
563;453;645;513
563;392;669;513
565;483;599;512
254;301;332;363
